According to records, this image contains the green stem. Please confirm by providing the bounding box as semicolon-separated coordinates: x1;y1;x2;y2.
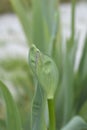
71;0;76;44
48;99;56;130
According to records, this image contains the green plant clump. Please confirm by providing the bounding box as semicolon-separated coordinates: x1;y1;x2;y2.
0;0;87;130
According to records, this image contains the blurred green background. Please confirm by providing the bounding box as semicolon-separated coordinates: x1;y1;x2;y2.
0;0;85;13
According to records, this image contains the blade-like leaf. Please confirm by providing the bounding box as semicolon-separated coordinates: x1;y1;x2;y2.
51;10;62;78
55;85;64;129
0;119;6;130
32;0;44;49
70;0;76;48
10;0;32;44
61;116;87;130
10;0;59;55
79;101;87;122
76;81;87;113
75;34;87;111
0;80;22;130
70;37;79;67
78;35;87;81
62;46;74;125
31;82;47;130
42;0;58;34
32;0;58;54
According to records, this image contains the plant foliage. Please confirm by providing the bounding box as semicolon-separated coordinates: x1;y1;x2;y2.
0;0;87;130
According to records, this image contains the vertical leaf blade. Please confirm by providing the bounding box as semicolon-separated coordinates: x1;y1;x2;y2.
62;50;74;125
0;80;22;130
10;0;32;44
32;0;58;55
32;82;47;130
